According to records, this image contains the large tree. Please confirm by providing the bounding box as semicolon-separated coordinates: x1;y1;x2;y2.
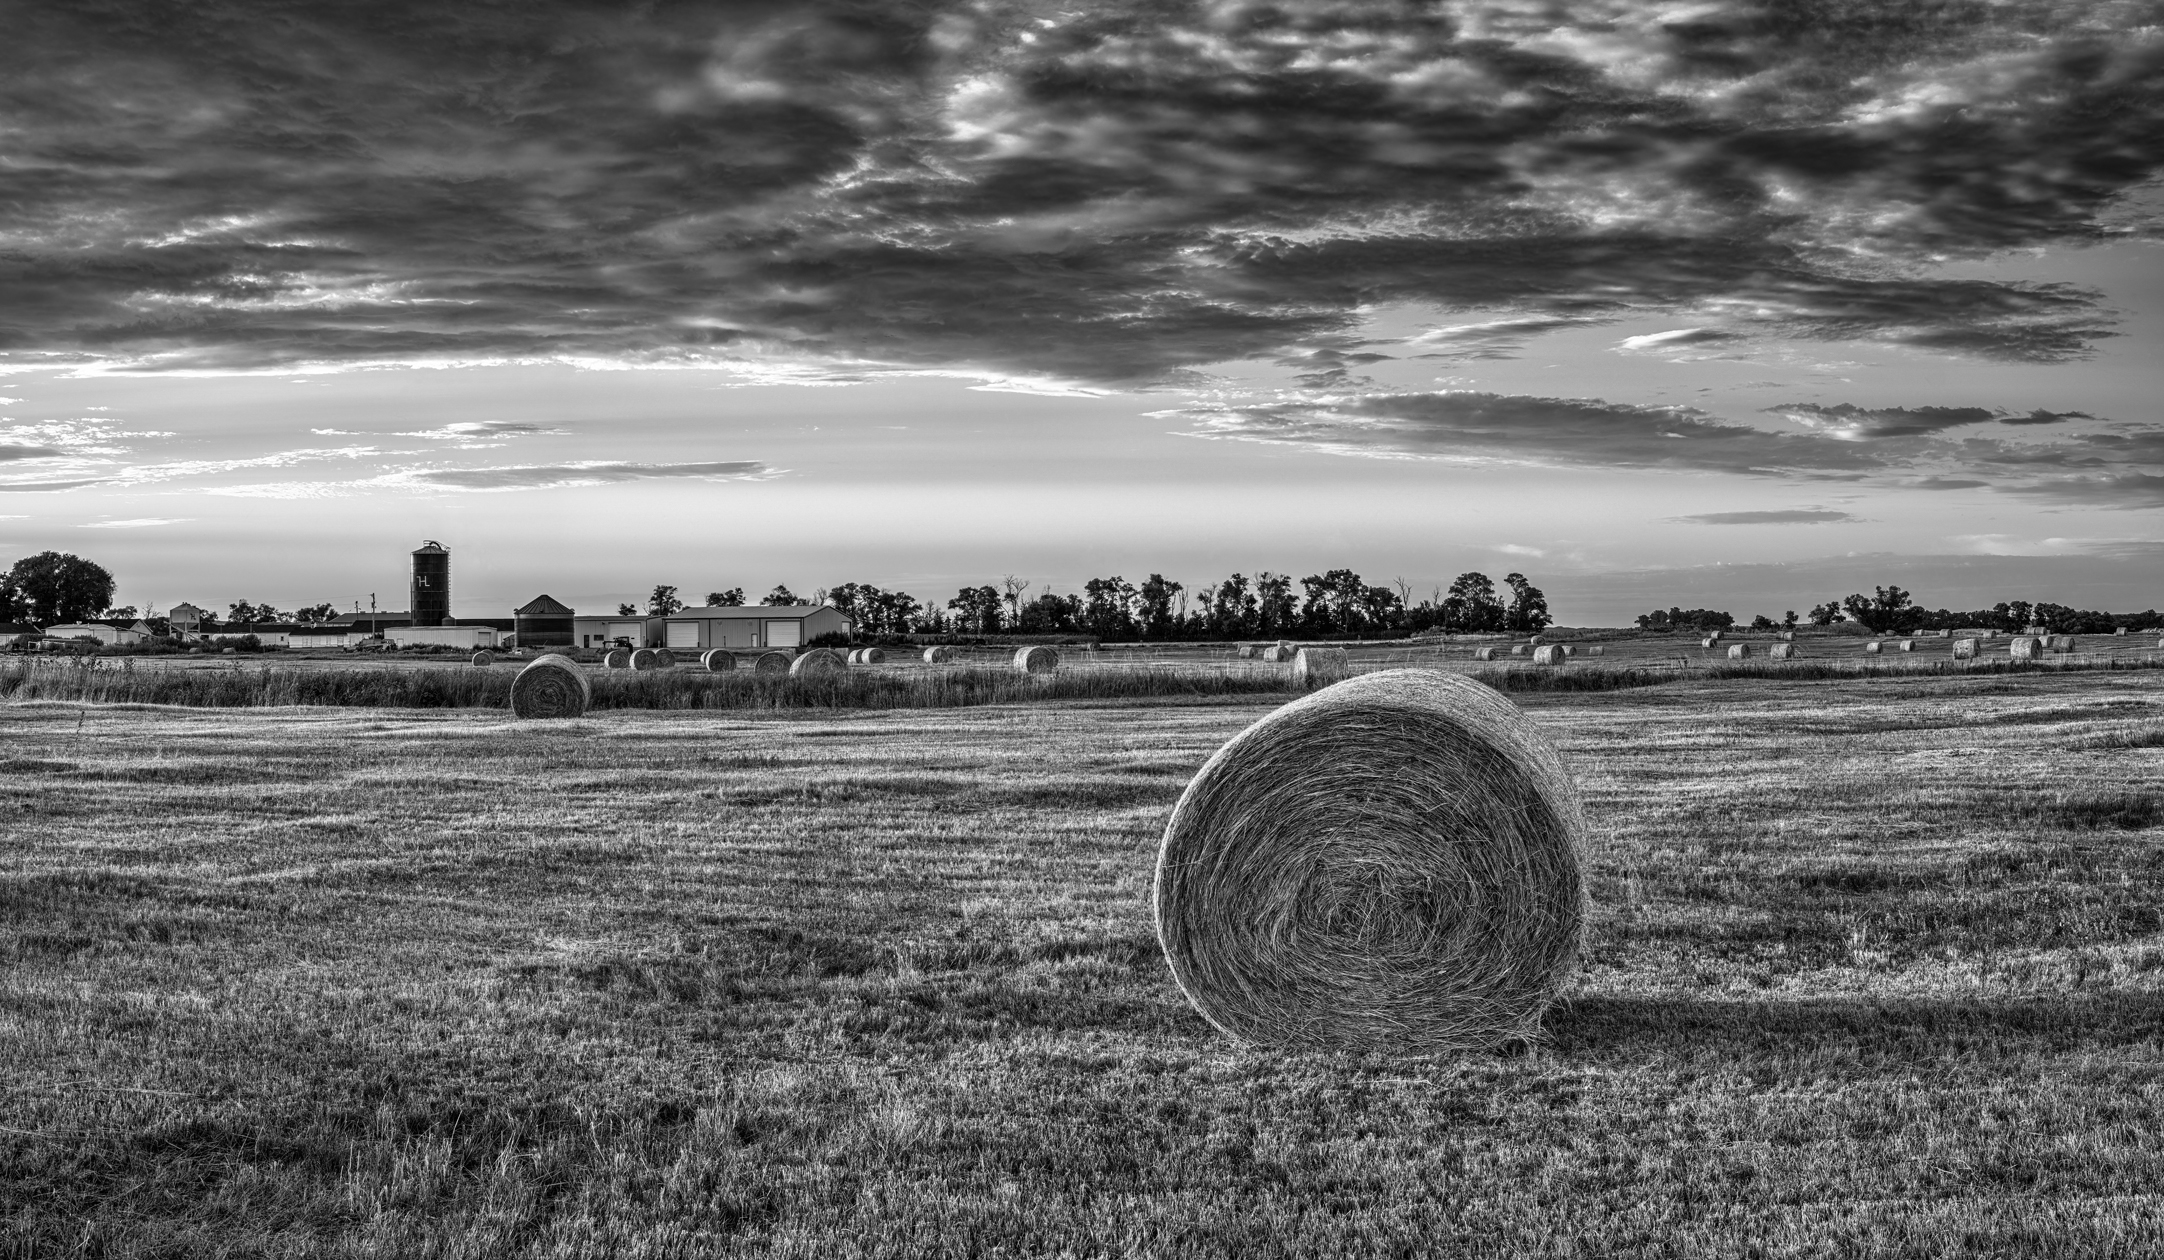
8;552;114;625
1503;573;1551;633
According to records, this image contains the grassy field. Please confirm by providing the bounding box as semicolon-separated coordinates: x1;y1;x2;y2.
4;670;2163;1256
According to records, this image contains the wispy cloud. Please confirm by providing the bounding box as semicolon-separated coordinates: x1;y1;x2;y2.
1671;509;1858;525
81;518;190;529
391;460;771;492
0;2;2151;381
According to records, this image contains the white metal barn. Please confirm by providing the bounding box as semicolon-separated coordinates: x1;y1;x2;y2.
572;605;851;651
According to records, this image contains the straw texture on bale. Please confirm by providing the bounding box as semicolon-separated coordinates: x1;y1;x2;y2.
1154;669;1586;1053
1013;645;1060;675
508;654;590;720
1726;643;1751;660
1261;645;1295;663
922;646;956;664
845;648;863;664
1532;644;1566;666
1510;645;1529;657
2049;634;2076;652
602;648;631;670
1293;646;1351;687
1237;645;1259;659
1770;643;1798;660
857;646;886;665
754;651;791;675
789;647;847;678
1896;639;1915;652
630;648;663;671
1952;638;1978;660
1473;646;1498;662
2010;636;2043;660
471;650;496;668
701;649;735;672
1864;641;1882;655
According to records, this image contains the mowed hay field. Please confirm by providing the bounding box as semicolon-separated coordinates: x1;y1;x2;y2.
4;672;2163;1257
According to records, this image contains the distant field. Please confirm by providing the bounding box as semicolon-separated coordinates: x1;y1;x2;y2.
4;670;2162;1256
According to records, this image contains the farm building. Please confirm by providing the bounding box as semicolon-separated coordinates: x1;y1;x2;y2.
165;603;208;635
572;604;851;651
44;621;151;646
514;595;575;647
387;625;499;650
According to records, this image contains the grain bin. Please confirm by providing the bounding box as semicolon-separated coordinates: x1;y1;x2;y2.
1532;644;1566;665
509;654;589;719
1952;638;1978;660
701;649;736;672
1770;643;1797;660
1154;669;1584;1053
1292;646;1350;687
789;647;846;677
410;540;450;628
1014;645;1060;675
2009;636;2043;660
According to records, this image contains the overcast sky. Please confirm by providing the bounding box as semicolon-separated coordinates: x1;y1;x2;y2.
3;0;2161;623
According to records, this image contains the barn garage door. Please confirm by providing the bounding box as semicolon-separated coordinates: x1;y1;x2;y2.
665;621;700;650
607;621;643;644
764;620;801;648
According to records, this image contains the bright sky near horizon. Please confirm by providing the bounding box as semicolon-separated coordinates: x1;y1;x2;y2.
3;1;2161;624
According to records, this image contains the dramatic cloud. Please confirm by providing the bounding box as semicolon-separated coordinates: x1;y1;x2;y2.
0;1;2155;382
1671;509;1857;525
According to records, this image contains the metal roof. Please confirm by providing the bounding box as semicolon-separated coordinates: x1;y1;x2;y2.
515;594;575;616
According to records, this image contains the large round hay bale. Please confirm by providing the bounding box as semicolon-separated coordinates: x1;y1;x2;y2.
2009;636;2043;660
922;645;956;664
471;650;496;668
1699;637;1718;649
857;646;886;665
602;648;631;669
1473;646;1498;662
1509;645;1529;657
1293;645;1350;686
754;650;791;675
845;648;863;664
1895;639;1915;653
1726;643;1751;659
789;647;847;678
1154;669;1585;1053
1770;642;1798;660
509;653;590;719
1951;638;1978;660
630;647;664;671
1533;644;1566;666
1014;645;1060;675
2049;634;2076;652
1863;641;1882;655
701;648;735;672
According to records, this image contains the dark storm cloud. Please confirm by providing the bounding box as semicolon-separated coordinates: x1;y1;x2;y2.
1671;509;1857;524
401;460;769;491
1;1;2159;380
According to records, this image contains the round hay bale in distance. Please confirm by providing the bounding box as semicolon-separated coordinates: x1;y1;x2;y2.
1509;645;1529;657
2009;636;2043;660
1699;637;1718;649
471;650;496;668
922;645;956;664
1770;642;1798;660
1293;645;1350;686
1863;641;1882;655
1585;646;1604;657
1726;643;1751;659
701;648;736;672
844;648;863;664
1014;645;1060;675
1154;669;1586;1053
754;650;791;675
602;648;631;670
509;654;590;719
2048;634;2077;652
1261;644;1295;663
789;647;847;678
1236;645;1259;659
1951;638;1978;660
630;647;665;671
857;646;886;665
1896;639;1915;653
1473;646;1498;662
1532;644;1566;666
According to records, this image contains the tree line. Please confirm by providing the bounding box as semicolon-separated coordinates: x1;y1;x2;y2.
623;571;1554;640
1637;586;2163;636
